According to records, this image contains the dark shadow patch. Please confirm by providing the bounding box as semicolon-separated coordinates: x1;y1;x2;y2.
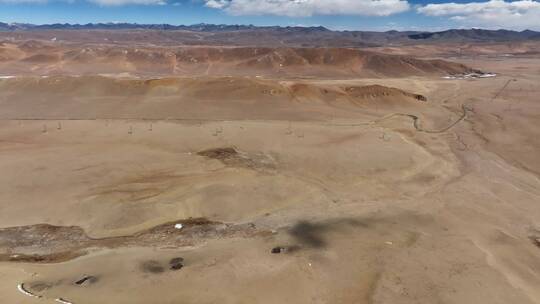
140;260;165;274
287;218;377;251
289;221;327;248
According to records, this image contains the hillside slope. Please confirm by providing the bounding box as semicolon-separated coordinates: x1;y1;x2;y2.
0;42;477;78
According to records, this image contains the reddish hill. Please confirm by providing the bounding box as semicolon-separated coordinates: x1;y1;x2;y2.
0;42;477;78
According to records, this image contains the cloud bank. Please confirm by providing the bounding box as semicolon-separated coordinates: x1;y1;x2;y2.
204;0;411;17
418;0;540;30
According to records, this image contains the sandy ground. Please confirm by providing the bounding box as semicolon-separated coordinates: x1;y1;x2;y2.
0;55;539;304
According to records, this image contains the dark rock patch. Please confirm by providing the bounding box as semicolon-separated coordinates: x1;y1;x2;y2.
75;275;99;286
271;245;300;254
197;147;238;161
530;235;540;248
197;147;275;171
169;257;184;270
271;246;286;254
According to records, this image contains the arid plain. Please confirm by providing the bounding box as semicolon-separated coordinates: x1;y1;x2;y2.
1;33;540;304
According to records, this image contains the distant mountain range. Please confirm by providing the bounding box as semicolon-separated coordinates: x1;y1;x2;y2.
408;28;540;42
0;22;538;46
0;22;333;32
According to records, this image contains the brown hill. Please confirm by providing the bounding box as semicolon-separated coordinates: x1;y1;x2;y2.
0;42;477;78
0;76;428;120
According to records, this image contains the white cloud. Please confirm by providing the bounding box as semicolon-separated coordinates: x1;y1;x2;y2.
204;0;410;17
87;0;166;5
418;0;540;30
205;0;227;8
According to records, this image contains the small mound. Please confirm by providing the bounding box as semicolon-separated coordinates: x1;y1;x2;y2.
22;53;60;63
197;147;276;171
344;85;427;102
288;83;345;102
197;147;239;161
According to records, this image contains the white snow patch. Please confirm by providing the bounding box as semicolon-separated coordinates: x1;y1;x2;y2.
443;72;497;80
478;73;497;78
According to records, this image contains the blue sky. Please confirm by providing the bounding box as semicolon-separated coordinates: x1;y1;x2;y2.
1;0;539;31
